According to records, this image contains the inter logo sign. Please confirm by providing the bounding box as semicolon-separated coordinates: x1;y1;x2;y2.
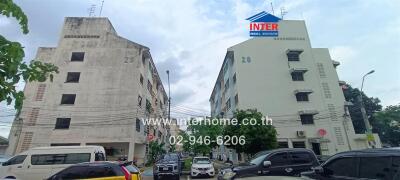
246;11;281;37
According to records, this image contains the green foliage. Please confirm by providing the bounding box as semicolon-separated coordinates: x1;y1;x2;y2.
0;0;29;34
169;144;176;153
179;131;192;153
224;109;278;156
371;104;400;146
343;85;382;133
0;0;58;110
187;118;223;155
148;141;166;164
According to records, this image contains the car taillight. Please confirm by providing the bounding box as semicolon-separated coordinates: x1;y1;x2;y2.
121;166;132;180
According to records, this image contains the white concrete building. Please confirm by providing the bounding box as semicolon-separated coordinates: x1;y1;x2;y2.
209;20;381;161
6;17;170;164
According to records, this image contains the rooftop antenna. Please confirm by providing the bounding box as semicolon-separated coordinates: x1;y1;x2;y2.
99;0;105;17
270;2;275;15
88;4;96;17
280;7;288;19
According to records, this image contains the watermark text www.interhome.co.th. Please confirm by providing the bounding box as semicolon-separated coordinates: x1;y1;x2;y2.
141;116;273;126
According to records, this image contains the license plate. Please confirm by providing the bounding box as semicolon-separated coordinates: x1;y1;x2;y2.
201;171;206;174
163;167;168;170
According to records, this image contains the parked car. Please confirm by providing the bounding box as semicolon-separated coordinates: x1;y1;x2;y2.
218;148;319;180
0;145;106;180
236;176;306;180
153;153;183;180
316;155;330;164
48;161;141;180
301;148;400;180
191;156;215;178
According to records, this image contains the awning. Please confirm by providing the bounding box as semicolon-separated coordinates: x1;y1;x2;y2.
290;68;308;73
286;49;304;55
298;110;319;115
338;80;346;85
308;138;330;143
294;89;313;94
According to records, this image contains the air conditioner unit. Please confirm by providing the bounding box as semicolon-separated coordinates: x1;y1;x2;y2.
297;131;306;137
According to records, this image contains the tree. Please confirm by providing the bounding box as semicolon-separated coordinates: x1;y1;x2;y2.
186;118;223;155
224;109;277;156
342;85;382;133
371;104;400;146
148;141;166;164
179;130;192;153
1;0;58;110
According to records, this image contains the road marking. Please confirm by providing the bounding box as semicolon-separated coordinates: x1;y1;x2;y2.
187;175;190;180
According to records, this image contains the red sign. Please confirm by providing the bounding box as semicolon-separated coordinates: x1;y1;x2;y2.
147;134;154;141
318;129;327;137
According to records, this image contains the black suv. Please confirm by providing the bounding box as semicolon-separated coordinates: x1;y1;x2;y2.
218;148;319;179
153;153;183;180
302;148;400;180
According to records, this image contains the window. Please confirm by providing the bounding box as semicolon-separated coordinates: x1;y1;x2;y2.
140;74;144;85
2;155;27;166
300;114;314;124
158;131;162;138
142;54;146;65
233;73;237;84
292;141;306;148
290;152;312;164
147;80;152;92
136;118;141;132
278;141;288;148
85;166;120;179
226;98;231;110
66;72;80;83
269;152;289;166
146;99;151;113
138;95;142;107
287;53;299;61
296;93;309;101
359;156;391;179
235;94;239;105
54;166;87;179
324;157;357;177
291;72;304;81
71;52;85;61
225;79;230;91
95;152;105;161
55;118;71;129
61;94;76;105
31;153;90;165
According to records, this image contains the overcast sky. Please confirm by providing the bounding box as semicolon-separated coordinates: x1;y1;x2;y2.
1;0;399;137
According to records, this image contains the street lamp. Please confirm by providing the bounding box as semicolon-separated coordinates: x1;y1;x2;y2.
359;70;375;148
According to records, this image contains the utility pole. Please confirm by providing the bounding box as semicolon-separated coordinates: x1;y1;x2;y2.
359;70;375;148
166;70;171;122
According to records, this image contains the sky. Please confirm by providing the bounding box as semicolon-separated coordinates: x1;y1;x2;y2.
0;0;399;138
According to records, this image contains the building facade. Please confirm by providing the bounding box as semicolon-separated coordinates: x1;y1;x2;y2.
6;17;170;165
209;20;381;160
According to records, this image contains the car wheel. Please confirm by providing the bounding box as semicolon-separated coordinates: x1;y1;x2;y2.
175;174;180;180
153;175;159;180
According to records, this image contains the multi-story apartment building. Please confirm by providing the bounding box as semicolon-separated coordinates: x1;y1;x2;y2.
6;17;169;164
209;20;381;161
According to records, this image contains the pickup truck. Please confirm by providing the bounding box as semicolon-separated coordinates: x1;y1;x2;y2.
153;153;183;180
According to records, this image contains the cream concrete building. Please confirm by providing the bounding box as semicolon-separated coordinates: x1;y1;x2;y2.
6;17;170;165
209;20;381;161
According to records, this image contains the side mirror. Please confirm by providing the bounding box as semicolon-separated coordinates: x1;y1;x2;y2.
312;166;324;174
263;161;271;167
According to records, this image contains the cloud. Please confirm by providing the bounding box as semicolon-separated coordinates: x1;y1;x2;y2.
329;46;358;63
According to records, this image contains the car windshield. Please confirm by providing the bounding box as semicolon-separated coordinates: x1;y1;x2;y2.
193;158;210;164
249;154;268;165
160;154;178;161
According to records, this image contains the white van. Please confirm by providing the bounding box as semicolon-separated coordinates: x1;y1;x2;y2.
0;146;106;180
